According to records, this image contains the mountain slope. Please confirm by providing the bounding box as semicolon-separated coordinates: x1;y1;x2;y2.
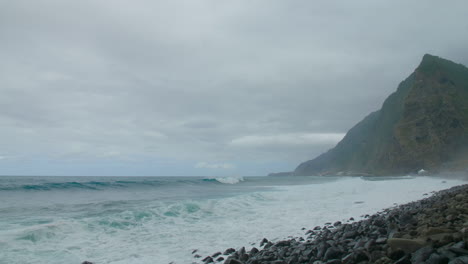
294;54;468;176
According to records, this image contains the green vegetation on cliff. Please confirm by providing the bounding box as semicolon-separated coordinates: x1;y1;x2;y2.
294;54;468;176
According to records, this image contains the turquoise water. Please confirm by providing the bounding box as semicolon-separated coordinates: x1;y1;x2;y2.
0;176;463;264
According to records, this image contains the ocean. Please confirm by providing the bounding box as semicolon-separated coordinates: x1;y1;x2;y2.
0;175;465;264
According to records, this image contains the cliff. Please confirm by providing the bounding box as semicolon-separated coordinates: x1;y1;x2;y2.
294;54;468;176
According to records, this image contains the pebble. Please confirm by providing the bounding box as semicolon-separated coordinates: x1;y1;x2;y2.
193;184;468;264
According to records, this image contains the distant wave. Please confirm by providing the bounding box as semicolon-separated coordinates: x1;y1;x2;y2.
0;176;248;192
0;179;176;192
1;182;102;191
203;176;244;184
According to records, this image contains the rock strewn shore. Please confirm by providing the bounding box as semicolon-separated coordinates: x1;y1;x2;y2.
199;184;468;264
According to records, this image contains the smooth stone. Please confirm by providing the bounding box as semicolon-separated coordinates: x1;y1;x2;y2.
450;247;468;255
376;237;387;244
448;256;468;264
411;246;435;263
387;238;427;253
324;247;342;259
452;241;466;249
424;227;455;236
341;253;353;263
343;230;358;239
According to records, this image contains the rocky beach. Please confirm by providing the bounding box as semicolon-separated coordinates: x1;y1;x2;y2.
197;183;468;264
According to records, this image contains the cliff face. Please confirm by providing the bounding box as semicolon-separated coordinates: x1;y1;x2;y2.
294;54;468;176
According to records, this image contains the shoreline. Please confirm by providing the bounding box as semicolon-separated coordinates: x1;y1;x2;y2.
198;184;468;264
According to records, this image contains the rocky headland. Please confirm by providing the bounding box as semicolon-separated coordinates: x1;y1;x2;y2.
291;55;468;176
197;184;468;264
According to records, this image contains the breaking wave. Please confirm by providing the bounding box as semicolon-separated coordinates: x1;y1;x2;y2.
202;176;244;184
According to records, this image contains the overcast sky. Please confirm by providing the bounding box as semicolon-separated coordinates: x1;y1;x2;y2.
1;0;468;176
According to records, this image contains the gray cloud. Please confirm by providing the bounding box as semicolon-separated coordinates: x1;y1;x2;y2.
1;0;468;175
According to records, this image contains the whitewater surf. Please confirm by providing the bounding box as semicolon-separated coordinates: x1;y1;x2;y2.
0;176;464;264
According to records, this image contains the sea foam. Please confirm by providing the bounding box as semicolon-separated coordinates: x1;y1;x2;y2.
0;176;465;264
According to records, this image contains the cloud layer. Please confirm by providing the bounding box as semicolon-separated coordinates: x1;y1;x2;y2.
1;0;468;175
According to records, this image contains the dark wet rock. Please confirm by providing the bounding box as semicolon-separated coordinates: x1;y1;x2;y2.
260;238;269;247
203;256;214;263
389;248;406;260
394;254;412;264
194;254;202;258
450;247;468;256
239;253;249;262
224;248;236;255
250;247;259;256
82;262;93;264
238;247;246;256
354;250;370;262
374;256;393;264
212;252;222;258
343;230;358;239
224;259;243;264
370;250;386;262
324;247;342;259
216;257;225;262
275;240;290;247
373;218;386;227
333;221;342;227
440;249;458;259
263;241;273;249
215;184;468;264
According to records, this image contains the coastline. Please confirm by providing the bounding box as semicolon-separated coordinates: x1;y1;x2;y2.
198;183;468;264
